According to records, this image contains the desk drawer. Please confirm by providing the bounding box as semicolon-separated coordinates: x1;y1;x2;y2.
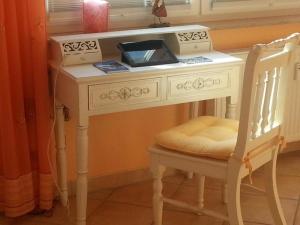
167;71;230;99
180;42;211;54
88;78;162;110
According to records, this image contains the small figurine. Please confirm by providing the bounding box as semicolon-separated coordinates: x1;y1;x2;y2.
149;0;170;28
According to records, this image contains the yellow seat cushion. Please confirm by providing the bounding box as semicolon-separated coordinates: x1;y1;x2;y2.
155;116;239;160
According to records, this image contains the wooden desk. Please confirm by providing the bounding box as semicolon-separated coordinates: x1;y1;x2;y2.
50;25;242;225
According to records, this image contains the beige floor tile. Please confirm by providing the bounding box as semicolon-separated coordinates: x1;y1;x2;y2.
169;184;200;207
19;197;104;225
162;209;223;225
0;213;62;225
294;204;300;225
241;194;298;225
87;202;153;225
244;223;269;225
0;189;113;225
167;183;298;225
86;169;153;192
1;213;63;225
277;153;300;177
107;180;179;207
88;188;114;201
241;173;300;200
11;220;60;225
182;175;224;190
0;215;15;225
168;185;226;214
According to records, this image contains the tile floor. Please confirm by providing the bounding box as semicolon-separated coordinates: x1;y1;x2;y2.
1;151;300;225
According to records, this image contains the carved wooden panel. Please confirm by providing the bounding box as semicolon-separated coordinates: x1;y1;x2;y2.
176;31;209;42
88;78;162;110
167;71;230;99
60;39;102;65
62;40;99;54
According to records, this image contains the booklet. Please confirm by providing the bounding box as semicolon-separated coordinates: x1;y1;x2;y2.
179;56;212;64
94;60;129;73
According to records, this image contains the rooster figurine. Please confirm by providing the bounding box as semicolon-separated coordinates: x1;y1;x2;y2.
149;0;170;27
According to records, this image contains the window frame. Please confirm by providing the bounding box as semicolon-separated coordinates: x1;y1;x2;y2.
201;0;300;15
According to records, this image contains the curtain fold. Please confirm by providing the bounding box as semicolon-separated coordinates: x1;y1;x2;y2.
0;0;54;217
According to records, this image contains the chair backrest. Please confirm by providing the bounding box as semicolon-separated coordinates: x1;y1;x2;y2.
234;33;300;160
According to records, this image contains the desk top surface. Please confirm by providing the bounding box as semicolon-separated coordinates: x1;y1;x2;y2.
56;51;242;83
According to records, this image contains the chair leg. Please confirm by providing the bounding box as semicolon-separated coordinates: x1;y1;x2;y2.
197;175;205;209
152;165;166;225
222;221;230;225
187;171;194;179
222;183;228;204
227;169;244;225
264;154;287;225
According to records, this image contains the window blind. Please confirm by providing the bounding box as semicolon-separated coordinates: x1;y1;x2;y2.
211;0;300;11
214;0;255;2
109;0;190;8
47;0;191;30
48;0;81;13
211;0;268;8
47;0;191;15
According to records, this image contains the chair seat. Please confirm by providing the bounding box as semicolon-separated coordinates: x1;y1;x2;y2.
155;116;239;160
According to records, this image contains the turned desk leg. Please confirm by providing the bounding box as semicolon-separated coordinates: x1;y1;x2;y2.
153;165;166;225
189;102;205;208
76;124;89;225
222;183;228;204
225;96;237;120
55;103;68;206
223;96;238;204
189;101;199;119
187;102;200;179
197;175;205;209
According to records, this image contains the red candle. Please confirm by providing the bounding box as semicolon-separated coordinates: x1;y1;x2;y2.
83;0;109;33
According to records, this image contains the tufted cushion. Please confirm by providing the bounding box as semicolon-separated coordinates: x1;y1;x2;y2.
155;116;239;160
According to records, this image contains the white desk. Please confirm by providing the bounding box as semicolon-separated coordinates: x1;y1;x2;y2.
50;25;242;225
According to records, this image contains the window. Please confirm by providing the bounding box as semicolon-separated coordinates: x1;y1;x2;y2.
47;0;82;26
47;0;197;33
108;0;197;22
201;0;300;15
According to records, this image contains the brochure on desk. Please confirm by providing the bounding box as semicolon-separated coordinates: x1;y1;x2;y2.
94;60;129;74
94;56;213;75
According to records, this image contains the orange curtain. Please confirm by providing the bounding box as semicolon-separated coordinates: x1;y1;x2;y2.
0;0;53;217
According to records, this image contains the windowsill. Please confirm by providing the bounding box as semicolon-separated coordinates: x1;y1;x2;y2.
200;14;300;30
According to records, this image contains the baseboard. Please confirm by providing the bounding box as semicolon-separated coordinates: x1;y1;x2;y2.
283;141;300;153
65;167;176;196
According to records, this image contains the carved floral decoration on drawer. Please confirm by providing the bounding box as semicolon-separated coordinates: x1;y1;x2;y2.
99;87;150;101
176;78;221;90
177;31;208;42
62;41;98;53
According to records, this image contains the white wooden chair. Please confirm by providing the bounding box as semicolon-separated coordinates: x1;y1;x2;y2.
149;33;300;225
